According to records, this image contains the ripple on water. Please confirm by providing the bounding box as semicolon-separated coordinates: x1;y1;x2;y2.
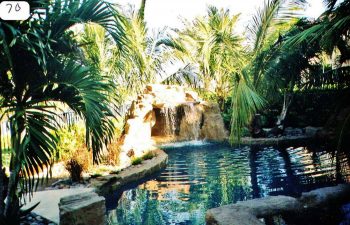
106;142;350;225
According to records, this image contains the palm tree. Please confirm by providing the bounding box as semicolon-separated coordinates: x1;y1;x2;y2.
287;0;350;64
139;0;147;20
120;8;166;93
285;0;350;150
229;0;307;142
79;2;169;103
159;6;245;108
0;0;125;221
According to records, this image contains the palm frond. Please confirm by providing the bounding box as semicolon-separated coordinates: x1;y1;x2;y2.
230;76;265;143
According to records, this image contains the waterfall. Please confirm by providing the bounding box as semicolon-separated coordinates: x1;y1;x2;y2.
179;103;202;140
160;106;177;136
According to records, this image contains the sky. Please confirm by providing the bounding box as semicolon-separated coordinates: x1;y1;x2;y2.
114;0;326;78
116;0;325;33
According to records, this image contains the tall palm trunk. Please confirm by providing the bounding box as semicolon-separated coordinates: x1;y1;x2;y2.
139;0;146;20
4;111;25;216
276;92;292;128
0;126;3;215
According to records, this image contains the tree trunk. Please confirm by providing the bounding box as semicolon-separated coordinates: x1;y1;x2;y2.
0;125;3;215
276;92;293;129
139;0;146;21
4;115;25;217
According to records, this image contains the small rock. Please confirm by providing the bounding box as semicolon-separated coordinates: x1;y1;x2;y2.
51;179;64;187
36;216;43;221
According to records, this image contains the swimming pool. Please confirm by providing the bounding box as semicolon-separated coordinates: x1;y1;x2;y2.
105;141;350;225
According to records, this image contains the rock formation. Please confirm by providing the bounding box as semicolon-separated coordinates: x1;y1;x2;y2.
206;184;350;225
118;84;228;167
59;192;105;225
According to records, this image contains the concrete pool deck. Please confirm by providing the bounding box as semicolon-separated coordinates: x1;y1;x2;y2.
22;149;168;224
23;187;94;224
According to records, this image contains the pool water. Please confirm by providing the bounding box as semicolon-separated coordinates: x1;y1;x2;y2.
105;141;350;225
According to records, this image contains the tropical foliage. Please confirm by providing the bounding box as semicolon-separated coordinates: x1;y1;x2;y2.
0;0;349;222
0;0;124;220
79;2;169;102
160;6;244;107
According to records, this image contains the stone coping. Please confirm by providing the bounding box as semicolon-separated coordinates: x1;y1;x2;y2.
23;150;167;224
239;135;314;146
206;184;350;225
89;149;168;195
153;135;314;147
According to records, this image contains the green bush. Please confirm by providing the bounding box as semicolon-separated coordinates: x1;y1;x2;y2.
109;169;120;175
90;173;102;178
65;159;84;182
131;157;142;165
142;151;156;160
56;123;86;161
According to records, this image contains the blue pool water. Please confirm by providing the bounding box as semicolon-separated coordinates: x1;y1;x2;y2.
105;141;350;225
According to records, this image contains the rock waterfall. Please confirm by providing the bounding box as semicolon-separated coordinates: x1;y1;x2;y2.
118;84;228;167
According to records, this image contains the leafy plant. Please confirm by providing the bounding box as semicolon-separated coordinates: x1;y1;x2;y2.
131;157;142;166
142;151;156;160
56;124;87;162
159;6;244;108
78;2;170;103
65;159;84;182
0;0;125;219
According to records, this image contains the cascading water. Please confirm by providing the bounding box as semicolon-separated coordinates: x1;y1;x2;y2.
160;106;177;136
179;103;202;140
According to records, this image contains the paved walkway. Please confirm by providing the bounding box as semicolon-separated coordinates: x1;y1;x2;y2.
23;188;94;224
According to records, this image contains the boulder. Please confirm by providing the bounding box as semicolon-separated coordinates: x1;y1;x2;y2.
200;102;228;141
206;184;350;225
283;127;303;136
300;184;350;209
304;126;322;137
206;196;301;225
59;192;105;225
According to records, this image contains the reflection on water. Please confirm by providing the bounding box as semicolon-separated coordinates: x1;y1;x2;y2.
106;142;350;225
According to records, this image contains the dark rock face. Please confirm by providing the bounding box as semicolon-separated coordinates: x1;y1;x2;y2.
59;192;106;225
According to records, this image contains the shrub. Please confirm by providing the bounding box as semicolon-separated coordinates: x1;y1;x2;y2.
142;151;156;160
56;123;87;161
131;157;142;165
56;123;92;171
90;173;102;178
109;170;120;175
65;159;84;182
104;139;121;166
96;118;124;166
